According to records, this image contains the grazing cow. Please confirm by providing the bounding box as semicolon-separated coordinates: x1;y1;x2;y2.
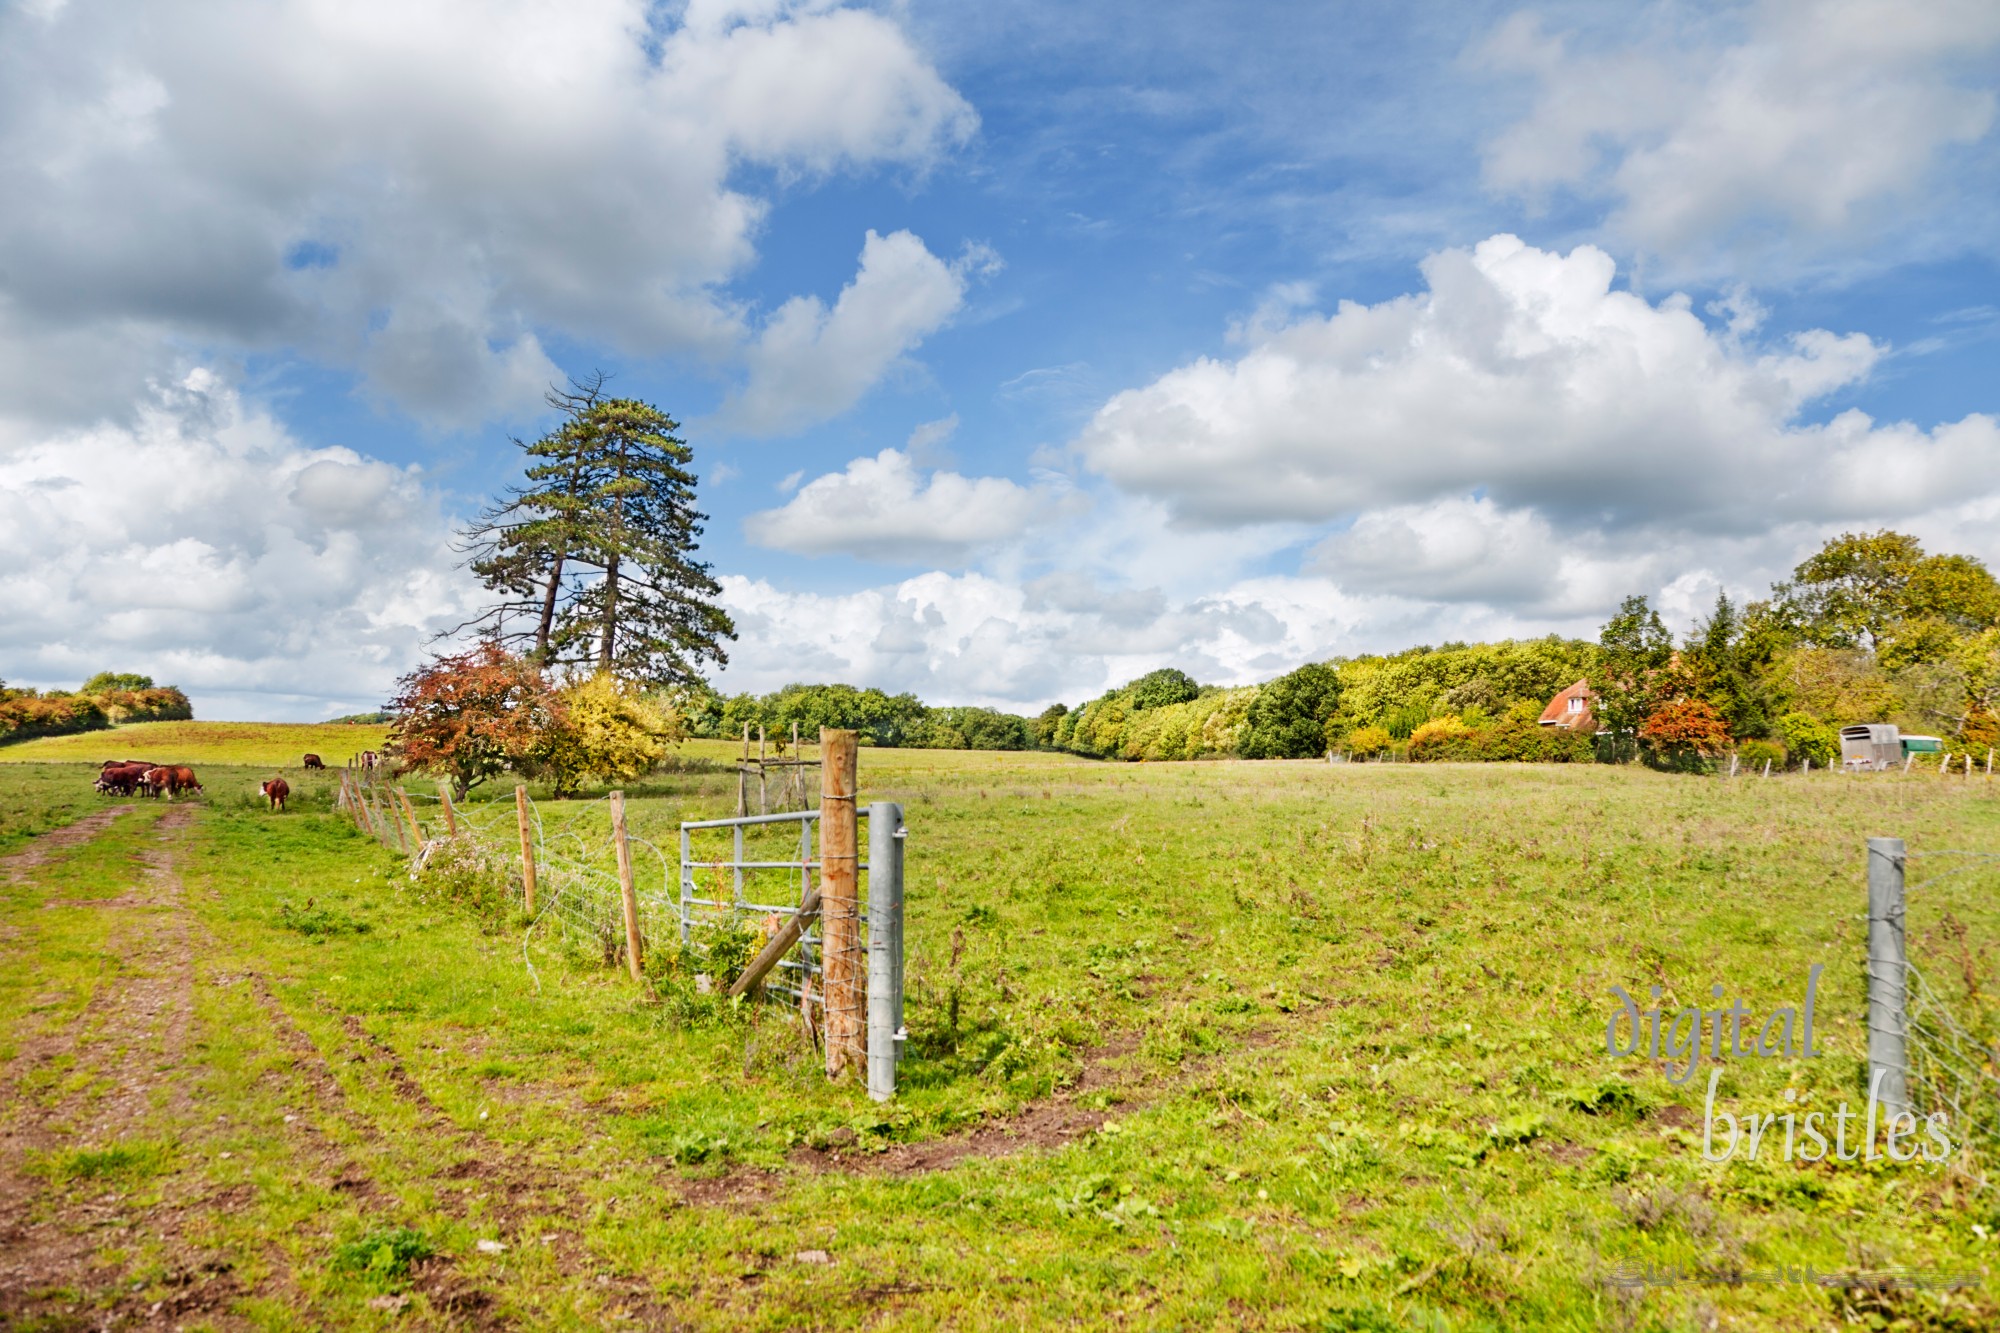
303;753;325;770
95;762;151;796
358;750;379;771
143;765;202;799
261;777;290;812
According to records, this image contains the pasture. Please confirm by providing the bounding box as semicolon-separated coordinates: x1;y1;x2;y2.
0;720;392;769
2;738;1999;1330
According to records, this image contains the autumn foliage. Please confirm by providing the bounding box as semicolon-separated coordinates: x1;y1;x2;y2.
1639;698;1732;756
386;643;563;798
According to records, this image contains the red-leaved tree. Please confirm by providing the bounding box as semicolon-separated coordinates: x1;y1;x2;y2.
1639;698;1732;757
386;643;563;798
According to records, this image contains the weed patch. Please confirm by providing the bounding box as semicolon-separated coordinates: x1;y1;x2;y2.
35;1140;175;1183
332;1227;434;1287
278;896;371;937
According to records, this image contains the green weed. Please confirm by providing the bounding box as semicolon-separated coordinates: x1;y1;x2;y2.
277;896;370;937
37;1140;174;1182
331;1227;433;1286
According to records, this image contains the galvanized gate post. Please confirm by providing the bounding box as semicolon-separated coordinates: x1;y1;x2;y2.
867;801;906;1101
1866;837;1908;1119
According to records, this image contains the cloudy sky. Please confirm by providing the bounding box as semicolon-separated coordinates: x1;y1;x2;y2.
2;0;1996;719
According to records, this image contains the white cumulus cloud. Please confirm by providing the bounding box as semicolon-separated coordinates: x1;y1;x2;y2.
721;230;979;436
1075;234;1999;535
0;370;477;718
0;0;977;428
743;448;1045;564
1479;0;2000;269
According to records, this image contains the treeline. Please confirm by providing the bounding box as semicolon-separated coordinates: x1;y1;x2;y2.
1584;530;1999;769
680;683;1035;751
0;672;194;744
1046;529;2000;768
1047;643;1597;763
388;530;1997;776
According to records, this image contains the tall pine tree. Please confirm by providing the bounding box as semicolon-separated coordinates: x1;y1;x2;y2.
457;379;735;686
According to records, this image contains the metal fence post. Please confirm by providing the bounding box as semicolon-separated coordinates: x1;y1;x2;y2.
1867;837;1908;1119
867;801;906;1102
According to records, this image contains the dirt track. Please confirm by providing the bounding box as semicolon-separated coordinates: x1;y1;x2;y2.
0;804;248;1328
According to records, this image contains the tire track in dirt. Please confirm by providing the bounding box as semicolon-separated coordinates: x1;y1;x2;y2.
242;976;640;1325
0;804;137;883
0;803;247;1329
778;1006;1341;1181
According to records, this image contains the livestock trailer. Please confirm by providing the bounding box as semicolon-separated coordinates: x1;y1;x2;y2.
1841;724;1901;771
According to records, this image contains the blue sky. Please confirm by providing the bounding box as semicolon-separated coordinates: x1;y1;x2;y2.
2;0;1997;718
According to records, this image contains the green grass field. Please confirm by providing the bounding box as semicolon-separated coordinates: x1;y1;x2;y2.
4;731;2000;1329
0;719;392;768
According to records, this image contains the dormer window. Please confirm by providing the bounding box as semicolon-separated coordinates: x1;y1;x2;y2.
1567;696;1584;714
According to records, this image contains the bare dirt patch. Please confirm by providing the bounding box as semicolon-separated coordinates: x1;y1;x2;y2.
794;1100;1111;1177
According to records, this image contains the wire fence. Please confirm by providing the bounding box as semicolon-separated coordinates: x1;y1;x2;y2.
335;765;679;968
1873;844;2000;1186
332;761;864;1003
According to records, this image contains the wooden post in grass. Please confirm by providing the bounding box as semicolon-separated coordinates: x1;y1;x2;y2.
396;788;422;852
515;785;537;915
437;781;459;837
819;728;862;1078
355;780;378;838
610;790;644;983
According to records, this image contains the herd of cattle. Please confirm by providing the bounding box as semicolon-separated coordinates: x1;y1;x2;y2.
94;748;386;808
95;760;203;798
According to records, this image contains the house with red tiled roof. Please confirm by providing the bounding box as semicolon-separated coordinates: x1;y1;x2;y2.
1538;679;1597;732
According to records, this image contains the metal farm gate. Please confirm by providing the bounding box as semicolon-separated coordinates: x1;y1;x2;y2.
678;802;906;1100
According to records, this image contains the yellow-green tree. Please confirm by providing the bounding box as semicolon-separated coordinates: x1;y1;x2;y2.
532;673;684;796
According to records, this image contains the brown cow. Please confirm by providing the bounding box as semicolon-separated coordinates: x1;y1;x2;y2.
95;762;151;796
144;766;201;799
261;777;290;811
303;753;326;770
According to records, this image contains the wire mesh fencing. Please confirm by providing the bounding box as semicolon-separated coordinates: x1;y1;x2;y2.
1869;842;2000;1186
334;764;676;966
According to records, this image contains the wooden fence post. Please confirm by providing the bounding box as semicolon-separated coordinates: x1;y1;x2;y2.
396;788;423;852
610;790;644;983
819;728;862;1078
515;785;537;914
359;785;379;839
437;781;459;837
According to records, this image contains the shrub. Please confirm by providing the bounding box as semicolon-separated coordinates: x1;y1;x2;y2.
1735;738;1787;771
1406;720;1595;763
1774;711;1839;766
410;836;512;925
531;671;682;796
1639;699;1731;756
1407;715;1470;748
1344;724;1394;757
387;643;563;798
